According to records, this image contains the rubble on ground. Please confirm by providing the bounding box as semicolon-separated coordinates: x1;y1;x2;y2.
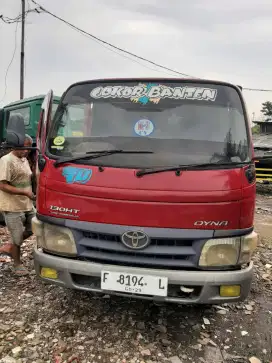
0;196;271;363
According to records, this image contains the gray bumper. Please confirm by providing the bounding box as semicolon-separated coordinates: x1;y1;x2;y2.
34;247;254;304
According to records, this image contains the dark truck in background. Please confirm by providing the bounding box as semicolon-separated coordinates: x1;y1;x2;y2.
0;95;60;223
0;94;61;151
253;119;272;183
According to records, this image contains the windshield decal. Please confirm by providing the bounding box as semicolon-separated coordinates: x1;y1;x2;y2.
53;136;65;146
90;83;217;104
51;136;65;150
134;119;154;136
62;166;92;184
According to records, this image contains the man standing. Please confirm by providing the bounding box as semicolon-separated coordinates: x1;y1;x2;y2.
0;134;35;275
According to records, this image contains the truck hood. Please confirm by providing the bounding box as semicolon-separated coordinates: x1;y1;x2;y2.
38;161;255;230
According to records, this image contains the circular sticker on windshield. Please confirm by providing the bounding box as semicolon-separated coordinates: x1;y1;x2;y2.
53;136;65;146
134;119;154;136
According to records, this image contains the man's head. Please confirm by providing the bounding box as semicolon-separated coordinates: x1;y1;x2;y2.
13;134;33;158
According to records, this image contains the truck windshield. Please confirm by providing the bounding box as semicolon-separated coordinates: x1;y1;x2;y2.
48;81;250;169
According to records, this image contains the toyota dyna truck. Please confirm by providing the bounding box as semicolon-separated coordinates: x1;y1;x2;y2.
6;78;258;304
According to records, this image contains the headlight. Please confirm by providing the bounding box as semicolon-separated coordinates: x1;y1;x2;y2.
199;238;240;267
32;218;77;256
199;232;258;267
43;224;77;256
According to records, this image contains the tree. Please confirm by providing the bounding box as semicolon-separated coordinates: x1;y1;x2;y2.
261;101;272;119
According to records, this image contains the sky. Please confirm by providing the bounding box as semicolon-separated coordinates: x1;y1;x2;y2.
1;0;272;122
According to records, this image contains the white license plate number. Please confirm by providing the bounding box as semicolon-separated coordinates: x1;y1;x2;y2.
101;271;168;297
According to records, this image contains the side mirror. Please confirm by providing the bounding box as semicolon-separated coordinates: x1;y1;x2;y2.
6;114;26;147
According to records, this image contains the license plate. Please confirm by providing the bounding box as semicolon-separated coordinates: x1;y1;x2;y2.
101;271;168;297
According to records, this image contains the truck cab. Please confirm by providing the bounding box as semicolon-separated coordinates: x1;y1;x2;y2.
6;78;258;304
0;95;60;146
0;95;60;222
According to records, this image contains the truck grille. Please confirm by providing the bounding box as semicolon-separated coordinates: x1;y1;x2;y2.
77;231;203;269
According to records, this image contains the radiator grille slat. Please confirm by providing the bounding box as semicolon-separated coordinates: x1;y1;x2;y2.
78;230;201;269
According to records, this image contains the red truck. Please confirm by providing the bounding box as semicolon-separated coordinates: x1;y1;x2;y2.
6;78;258;304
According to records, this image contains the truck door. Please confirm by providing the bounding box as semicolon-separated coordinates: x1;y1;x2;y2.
36;90;53;154
35;90;54;198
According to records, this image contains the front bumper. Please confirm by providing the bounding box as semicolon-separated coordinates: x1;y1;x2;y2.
34;247;254;304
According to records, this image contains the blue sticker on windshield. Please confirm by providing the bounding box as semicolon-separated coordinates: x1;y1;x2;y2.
62;166;92;184
134;119;154;136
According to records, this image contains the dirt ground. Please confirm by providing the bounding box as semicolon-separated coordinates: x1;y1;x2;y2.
0;189;271;363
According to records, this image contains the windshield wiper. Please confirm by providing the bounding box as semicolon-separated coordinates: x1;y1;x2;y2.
54;149;154;167
136;161;251;177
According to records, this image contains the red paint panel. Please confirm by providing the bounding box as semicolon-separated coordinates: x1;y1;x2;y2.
37;159;256;229
43;189;241;229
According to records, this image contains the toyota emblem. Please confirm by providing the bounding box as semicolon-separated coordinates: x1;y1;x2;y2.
121;231;150;250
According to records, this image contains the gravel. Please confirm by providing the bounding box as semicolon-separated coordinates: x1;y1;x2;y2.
0;194;271;363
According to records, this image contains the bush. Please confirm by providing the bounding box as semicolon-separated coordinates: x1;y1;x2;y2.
252;125;260;134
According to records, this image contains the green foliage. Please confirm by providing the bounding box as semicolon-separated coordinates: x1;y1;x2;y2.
251;124;260;134
261;101;272;118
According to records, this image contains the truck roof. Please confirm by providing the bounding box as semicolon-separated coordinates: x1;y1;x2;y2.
66;77;242;90
4;94;61;108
